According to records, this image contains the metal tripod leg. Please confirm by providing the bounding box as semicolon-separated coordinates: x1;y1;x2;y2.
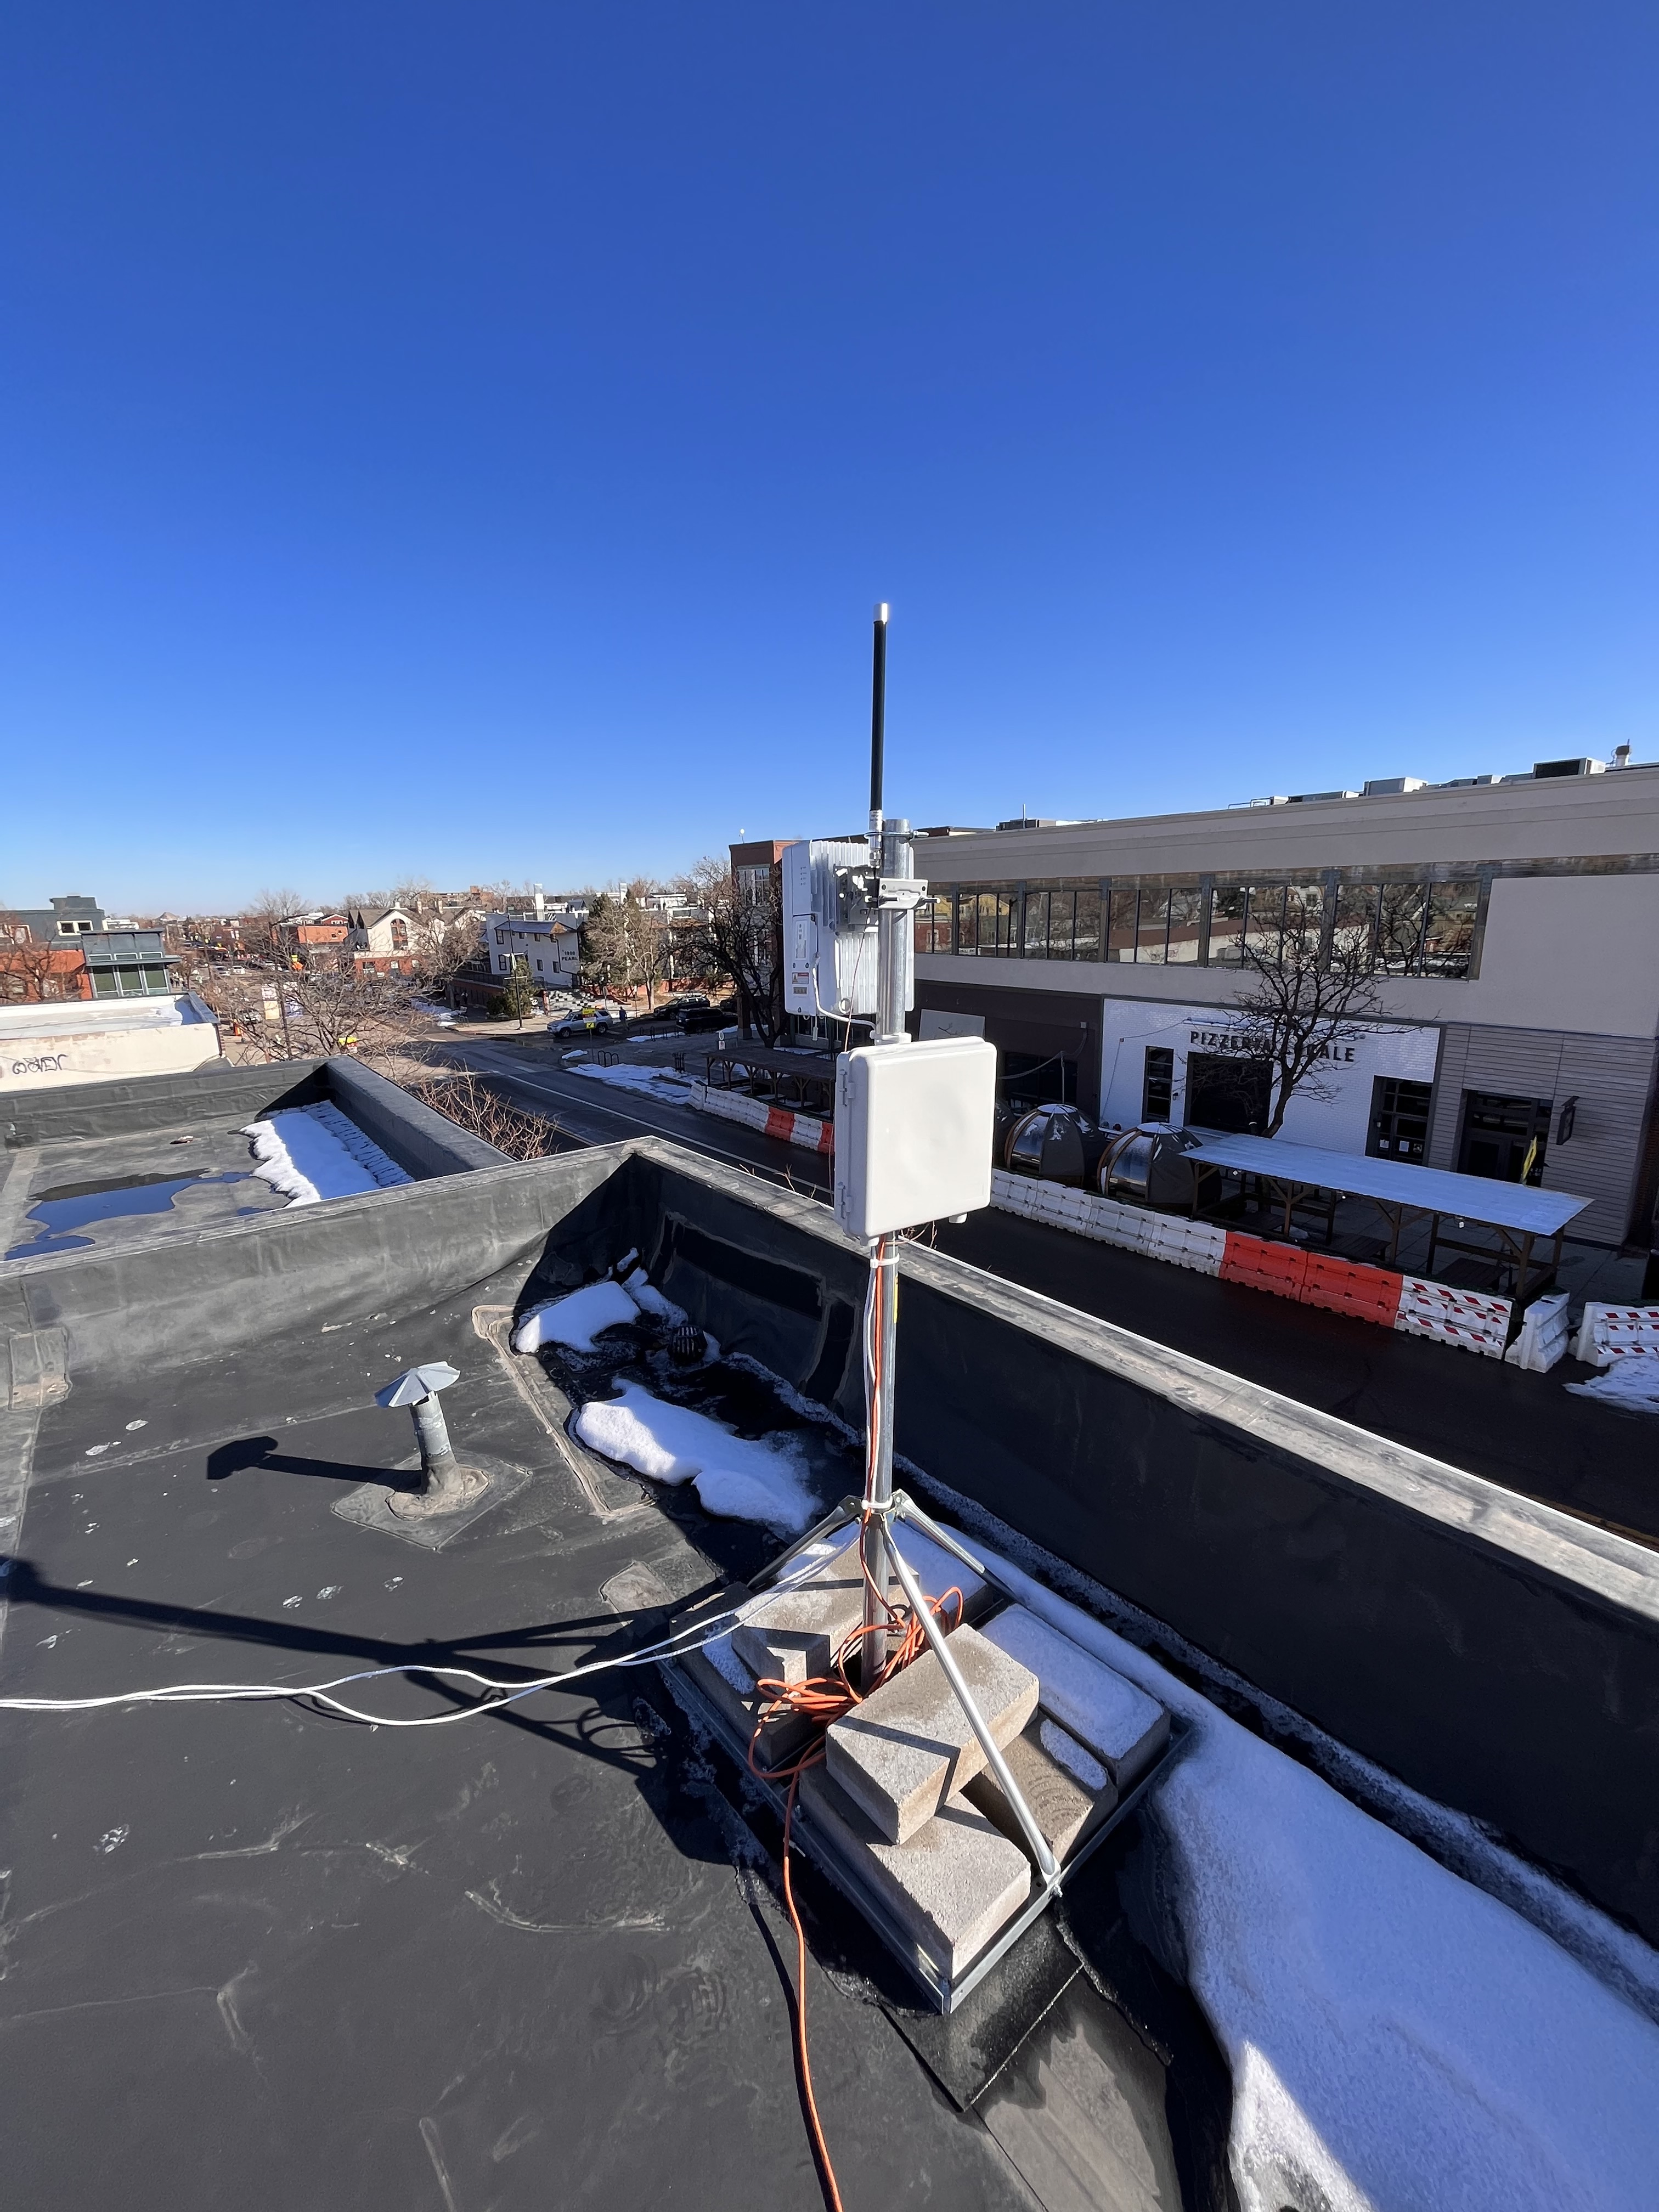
883;1524;1059;1884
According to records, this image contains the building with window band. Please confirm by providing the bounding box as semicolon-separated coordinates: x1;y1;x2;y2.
910;767;1659;1248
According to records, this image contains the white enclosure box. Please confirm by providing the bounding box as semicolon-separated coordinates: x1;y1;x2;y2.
781;838;886;1021
833;1035;999;1241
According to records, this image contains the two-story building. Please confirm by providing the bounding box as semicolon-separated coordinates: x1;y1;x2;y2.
908;757;1659;1249
485;906;582;991
348;906;420;975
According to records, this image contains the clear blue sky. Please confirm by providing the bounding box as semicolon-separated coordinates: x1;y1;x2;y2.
2;4;1655;913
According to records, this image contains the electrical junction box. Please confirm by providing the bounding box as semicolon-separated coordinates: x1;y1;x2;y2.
782;839;892;1022
834;1035;998;1241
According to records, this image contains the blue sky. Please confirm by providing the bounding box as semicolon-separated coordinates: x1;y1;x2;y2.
2;3;1655;912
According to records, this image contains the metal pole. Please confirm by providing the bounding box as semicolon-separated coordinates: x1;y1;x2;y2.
861;601;897;1683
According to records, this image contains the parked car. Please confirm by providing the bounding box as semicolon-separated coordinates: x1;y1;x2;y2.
676;997;737;1032
549;1008;620;1039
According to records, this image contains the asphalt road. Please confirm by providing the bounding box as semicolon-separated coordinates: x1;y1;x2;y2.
445;1034;834;1198
449;1035;1657;1549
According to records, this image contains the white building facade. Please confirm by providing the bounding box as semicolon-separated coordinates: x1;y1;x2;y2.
910;761;1659;1246
486;911;582;989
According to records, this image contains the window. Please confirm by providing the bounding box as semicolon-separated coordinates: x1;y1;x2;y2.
1003;1051;1077;1107
1369;1077;1433;1161
1375;883;1429;974
1333;882;1378;966
1421;882;1480;978
1282;882;1324;953
957;884;1020;955
1020;881;1098;959
1459;1092;1550;1186
1135;887;1171;963
390;919;409;951
913;894;953;956
1105;887;1139;962
1165;887;1203;963
1142;1045;1174;1121
1243;884;1286;965
1207;886;1248;966
1187;1052;1272;1133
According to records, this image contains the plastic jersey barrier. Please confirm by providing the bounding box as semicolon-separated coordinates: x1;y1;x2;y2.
1572;1302;1659;1368
691;1083;834;1155
988;1170;1562;1367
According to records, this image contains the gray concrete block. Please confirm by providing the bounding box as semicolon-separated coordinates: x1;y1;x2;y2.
826;1621;1039;1843
731;1538;866;1688
980;1606;1170;1791
964;1714;1117;1864
732;1522;994;1690
799;1765;1031;1981
673;1585;815;1768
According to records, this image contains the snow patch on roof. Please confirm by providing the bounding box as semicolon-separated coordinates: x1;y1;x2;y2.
572;1381;816;1534
967;1538;1659;2212
511;1278;640;1353
242;1104;412;1206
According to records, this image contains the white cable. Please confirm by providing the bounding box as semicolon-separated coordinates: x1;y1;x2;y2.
0;1594;760;1732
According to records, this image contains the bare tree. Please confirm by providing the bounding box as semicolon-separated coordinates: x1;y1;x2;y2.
243;887;307;961
0;916;72;1002
410;909;485;1007
263;962;422;1061
673;857;781;1043
1230;898;1383;1137
402;1070;573;1160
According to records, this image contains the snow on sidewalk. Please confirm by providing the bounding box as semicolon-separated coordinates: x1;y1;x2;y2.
242;1103;412;1206
1565;1351;1659;1415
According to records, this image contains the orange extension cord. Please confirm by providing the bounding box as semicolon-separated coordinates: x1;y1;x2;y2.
748;1514;963;2212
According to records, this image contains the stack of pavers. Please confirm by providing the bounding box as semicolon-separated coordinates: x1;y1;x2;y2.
673;1525;1171;1993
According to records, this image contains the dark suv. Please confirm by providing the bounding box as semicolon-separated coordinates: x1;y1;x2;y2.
676;997;736;1032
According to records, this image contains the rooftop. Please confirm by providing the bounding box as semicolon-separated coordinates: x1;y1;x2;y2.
1;1101;1655;2208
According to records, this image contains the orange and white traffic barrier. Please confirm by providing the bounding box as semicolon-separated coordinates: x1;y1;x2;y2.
692;1082;834;1155
988;1168;1564;1366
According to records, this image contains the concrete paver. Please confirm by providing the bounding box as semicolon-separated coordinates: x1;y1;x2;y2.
826;1623;1037;1842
